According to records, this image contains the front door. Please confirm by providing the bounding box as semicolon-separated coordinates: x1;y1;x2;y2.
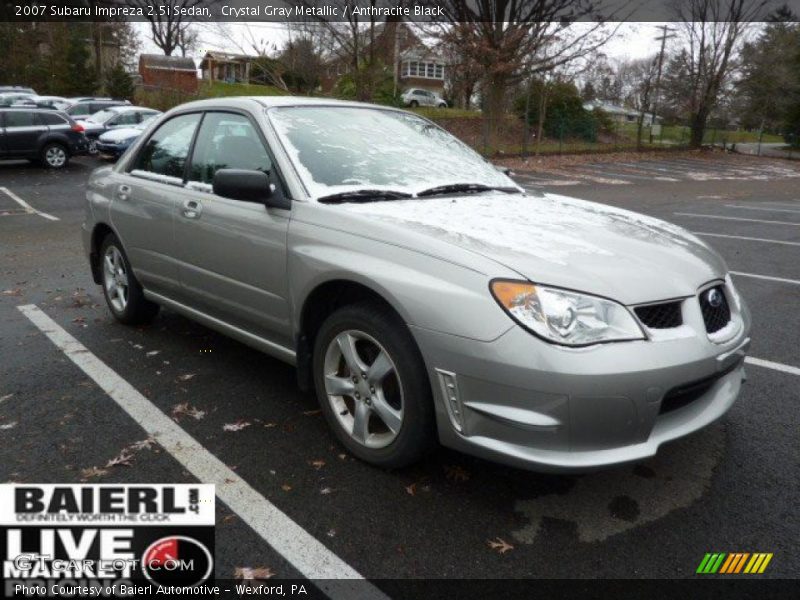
110;112;203;298
173;111;292;347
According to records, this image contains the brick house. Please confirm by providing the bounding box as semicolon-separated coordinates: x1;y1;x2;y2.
138;54;198;94
320;22;446;95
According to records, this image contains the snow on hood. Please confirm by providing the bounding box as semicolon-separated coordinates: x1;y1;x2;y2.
98;127;141;143
338;192;726;304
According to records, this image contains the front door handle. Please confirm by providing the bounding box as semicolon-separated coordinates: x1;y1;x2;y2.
182;199;202;219
117;184;131;201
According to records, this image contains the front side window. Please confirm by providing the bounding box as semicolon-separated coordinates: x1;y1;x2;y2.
5;111;36;127
133;113;201;179
111;112;139;126
188;112;271;185
269;106;510;198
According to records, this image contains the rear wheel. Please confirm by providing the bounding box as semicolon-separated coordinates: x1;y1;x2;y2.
409;100;419;108
313;302;436;468
41;143;68;169
99;233;159;325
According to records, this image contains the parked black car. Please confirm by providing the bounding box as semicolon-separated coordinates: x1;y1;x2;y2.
65;100;129;119
0;108;89;169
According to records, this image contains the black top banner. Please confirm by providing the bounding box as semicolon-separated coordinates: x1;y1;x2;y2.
1;0;799;23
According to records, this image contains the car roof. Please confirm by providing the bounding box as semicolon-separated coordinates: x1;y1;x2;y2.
171;96;406;113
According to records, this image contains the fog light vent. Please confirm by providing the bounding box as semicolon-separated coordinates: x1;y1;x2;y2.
436;369;464;432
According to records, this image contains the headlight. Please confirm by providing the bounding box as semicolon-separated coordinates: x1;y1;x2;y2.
490;280;645;346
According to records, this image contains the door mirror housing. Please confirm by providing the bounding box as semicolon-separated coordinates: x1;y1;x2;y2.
213;169;290;209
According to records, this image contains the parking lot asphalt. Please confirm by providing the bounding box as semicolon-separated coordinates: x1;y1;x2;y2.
0;153;798;588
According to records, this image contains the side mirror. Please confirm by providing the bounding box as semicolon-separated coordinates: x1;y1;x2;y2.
213;169;290;209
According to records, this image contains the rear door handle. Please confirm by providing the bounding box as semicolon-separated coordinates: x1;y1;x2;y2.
117;184;131;201
182;199;202;219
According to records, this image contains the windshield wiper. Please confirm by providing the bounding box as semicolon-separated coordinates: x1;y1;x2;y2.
416;183;520;197
317;189;412;204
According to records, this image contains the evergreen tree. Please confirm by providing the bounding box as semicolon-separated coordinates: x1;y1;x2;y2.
63;26;97;96
105;63;135;101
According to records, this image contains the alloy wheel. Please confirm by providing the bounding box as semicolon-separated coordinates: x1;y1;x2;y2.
323;329;404;449
45;146;66;168
103;245;129;313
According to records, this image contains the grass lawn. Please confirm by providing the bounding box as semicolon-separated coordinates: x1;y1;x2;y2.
618;123;783;145
410;106;482;119
198;81;286;98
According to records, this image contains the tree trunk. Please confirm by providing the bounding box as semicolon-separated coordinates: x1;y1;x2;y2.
689;109;708;148
483;77;507;151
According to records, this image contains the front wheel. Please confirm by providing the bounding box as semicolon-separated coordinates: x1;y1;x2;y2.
409;100;419;108
313;302;436;468
99;233;159;325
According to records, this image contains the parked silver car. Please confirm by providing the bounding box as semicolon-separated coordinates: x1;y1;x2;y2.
82;97;751;471
402;88;447;108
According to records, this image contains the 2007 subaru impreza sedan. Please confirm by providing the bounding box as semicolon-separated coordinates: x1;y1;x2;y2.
82;97;751;472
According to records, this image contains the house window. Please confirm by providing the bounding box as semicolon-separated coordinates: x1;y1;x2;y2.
401;60;444;80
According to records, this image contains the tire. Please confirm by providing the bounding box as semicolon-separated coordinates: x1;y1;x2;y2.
99;233;159;325
409;100;419;107
41;143;69;169
87;139;98;156
313;302;436;468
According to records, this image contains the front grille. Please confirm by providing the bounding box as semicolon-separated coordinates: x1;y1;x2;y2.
699;285;731;333
659;359;741;414
634;301;683;329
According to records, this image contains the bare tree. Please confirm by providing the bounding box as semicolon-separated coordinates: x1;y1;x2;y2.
128;0;209;56
672;0;769;147
616;56;659;148
209;23;289;90
431;1;628;146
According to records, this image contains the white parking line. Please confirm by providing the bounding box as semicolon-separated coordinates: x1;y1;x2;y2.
745;357;800;377
730;271;800;286
674;213;800;227
16;304;386;600
0;187;59;221
725;204;800;215
693;232;800;247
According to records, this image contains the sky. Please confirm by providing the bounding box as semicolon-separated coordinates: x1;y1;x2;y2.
135;22;677;65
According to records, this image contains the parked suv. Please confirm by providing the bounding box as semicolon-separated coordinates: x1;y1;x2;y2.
401;88;447;108
66;100;129;119
0;108;89;168
83;97;750;471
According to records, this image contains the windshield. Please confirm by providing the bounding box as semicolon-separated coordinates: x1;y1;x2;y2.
268;106;514;199
88;109;116;124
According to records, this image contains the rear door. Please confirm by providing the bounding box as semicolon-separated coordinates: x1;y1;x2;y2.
110;112;203;299
3;110;46;156
0;111;6;156
173;110;292;346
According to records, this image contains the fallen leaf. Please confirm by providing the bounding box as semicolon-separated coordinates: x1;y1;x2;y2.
105;450;133;468
444;465;470;482
222;515;237;524
171;402;206;421
128;438;156;451
487;537;514;554
281;484;292;492
303;409;321;416
327;529;336;537
338;453;347;460
223;420;251;432
0;421;18;430
1;289;22;296
0;394;13;403
234;567;274;581
146;350;160;357
310;459;325;470
177;373;195;382
72;317;86;324
320;487;332;495
263;422;277;428
80;466;108;480
405;483;417;496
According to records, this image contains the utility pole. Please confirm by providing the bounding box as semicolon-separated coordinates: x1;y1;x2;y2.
650;24;676;143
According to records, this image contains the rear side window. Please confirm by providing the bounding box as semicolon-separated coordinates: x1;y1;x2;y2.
133;113;201;179
188;112;271;185
37;112;68;126
4;111;36;127
112;112;139;126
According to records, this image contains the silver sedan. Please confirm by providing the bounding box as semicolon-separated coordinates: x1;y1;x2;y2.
82;97;751;471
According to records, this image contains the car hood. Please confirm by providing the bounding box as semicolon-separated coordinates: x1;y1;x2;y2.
98;127;140;142
338;192;727;305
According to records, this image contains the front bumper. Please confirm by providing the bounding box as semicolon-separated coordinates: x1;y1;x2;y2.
95;141;127;159
412;284;751;472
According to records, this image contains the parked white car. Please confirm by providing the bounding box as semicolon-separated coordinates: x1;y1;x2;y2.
401;88;447;108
